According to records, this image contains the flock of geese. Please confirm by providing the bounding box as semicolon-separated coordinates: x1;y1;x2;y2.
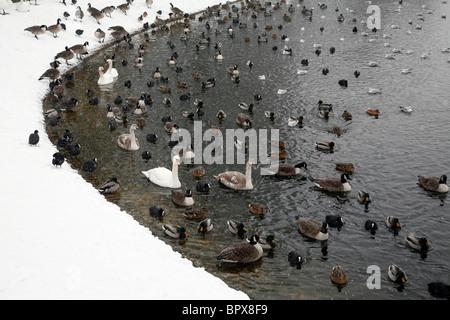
27;0;450;299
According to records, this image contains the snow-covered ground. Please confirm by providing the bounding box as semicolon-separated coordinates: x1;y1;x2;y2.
0;0;248;300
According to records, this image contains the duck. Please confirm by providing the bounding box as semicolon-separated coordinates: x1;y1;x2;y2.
331;266;348;286
192;166;205;178
368;88;382;94
342;110;353;120
98;66;114;85
264;111;276;120
227;220;247;235
227;65;240;75
162;224;187;240
366;108;380;116
158;86;172;94
315;141;336;152
216;110;226;120
399;106;413;113
214;159;255;190
264;162;307;177
249;203;266;215
149;206;165;218
388;264;407;284
183;208;207;220
25;24;48;39
427;282;450;299
418;175;449;193
117;123;140;151
239;103;254;113
358;190;372;209
365;220;378;235
295;216;329;241
172;189;194;207
314;173;352;192
335;163;354;173
326;215;345;230
198;218;214;234
386;216;402;235
217;234;263;264
288;251;304;267
288;116;304;127
98;177;120;194
317;100;333;111
251;235;276;250
318;111;330;119
236;113;252;127
105;59;118;78
405;236;431;253
141;155;181;188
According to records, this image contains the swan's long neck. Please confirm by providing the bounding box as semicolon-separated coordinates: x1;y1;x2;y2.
172;159;180;185
245;162;253;189
129;127;139;149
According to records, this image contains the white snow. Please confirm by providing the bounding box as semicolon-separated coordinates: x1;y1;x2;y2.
0;0;248;300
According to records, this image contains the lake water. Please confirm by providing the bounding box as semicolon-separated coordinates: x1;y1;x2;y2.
43;0;450;299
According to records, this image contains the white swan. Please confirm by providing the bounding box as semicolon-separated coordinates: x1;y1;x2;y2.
105;59;118;78
142;155;181;188
117;123;140;151
16;0;30;13
0;0;13;14
214;159;255;190
98;66;114;85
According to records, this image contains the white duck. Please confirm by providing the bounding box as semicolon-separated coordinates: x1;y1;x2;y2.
142;155;181;188
98;66;114;85
105;59;118;78
214;159;255;190
117;123;140;151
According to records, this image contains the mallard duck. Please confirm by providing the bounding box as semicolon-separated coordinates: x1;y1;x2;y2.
288;251;304;267
317;100;333;111
264;111;276;120
342;110;353;120
368;88;382;94
217;234;263;263
239;102;254;113
358;190;372;209
335;163;354;173
236;113;252;127
318;111;330;119
192;166;205;178
314;173;352;192
331;266;348;286
98;177;120;194
172;189;194;207
149;206;165;218
388;264;407;284
216;110;226;120
177;81;188;88
198;218;214;234
158;86;172;93
418;175;449;193
264;162;307;177
427;282;450;299
366;108;380;116
183;208;207;220
325;215;344;229
249;203;266;215
315;141;335;152
162;224;187;240
331;126;343;136
288;116;304;127
251;235;276;250
405;236;431;253
295;216;329;241
386;216;402;235
227;219;247;235
365;220;378;235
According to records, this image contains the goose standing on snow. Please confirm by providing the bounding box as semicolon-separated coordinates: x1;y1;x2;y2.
142;155;181;188
117;123;140;151
24;24;48;39
418;175;449;193
217;235;263;263
214;159;255;190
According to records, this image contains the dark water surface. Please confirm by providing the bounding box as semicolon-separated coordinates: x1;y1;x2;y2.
44;0;450;299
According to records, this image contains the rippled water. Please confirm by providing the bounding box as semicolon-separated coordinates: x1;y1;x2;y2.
44;0;450;299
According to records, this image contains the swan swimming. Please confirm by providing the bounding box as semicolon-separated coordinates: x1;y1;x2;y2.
98;66;114;85
105;59;118;78
142;155;181;188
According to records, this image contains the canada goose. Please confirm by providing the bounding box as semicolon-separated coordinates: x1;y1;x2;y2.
198;218;214;234
172;189;194;207
102;5;115;17
249;203;266;215
69;41;89;59
337;13;345;22
358;190;372;209
295;216;329;241
170;2;183;15
55;46;75;65
227;220;247;235
315;141;336;152
98;177;120;194
39;66;60;81
236;113;252;127
91;9;105;24
47;18;65;38
183;208;207;220
51;79;66;100
162;224;187;240
217;234;263;264
93;28;106;43
74;6;84;21
82;158;98;173
314;173;352;192
28;130;39;146
152;67;164;78
265;162;307;177
335;163;354;173
418;175;449;193
386;216;402;235
59;97;78;113
24;25;47;39
117;1;131;15
214;159;255;190
87;3;100;15
388;264;407;284
331;266;348;286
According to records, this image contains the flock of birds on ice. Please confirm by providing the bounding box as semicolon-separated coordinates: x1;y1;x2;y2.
9;0;449;298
